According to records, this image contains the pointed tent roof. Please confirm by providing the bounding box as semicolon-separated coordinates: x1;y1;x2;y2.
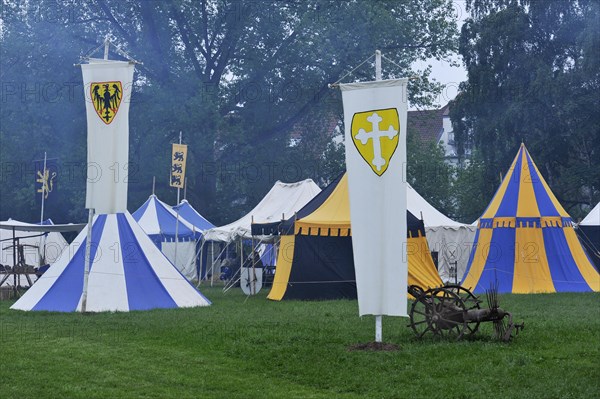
407;184;464;227
172;200;215;231
461;144;599;293
277;172;463;235
204;179;321;242
132;195;200;244
580;202;599;226
11;212;211;312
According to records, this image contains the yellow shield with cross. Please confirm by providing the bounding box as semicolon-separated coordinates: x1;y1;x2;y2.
351;108;400;176
90;81;123;125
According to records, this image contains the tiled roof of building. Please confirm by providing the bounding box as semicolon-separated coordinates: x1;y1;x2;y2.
407;104;449;144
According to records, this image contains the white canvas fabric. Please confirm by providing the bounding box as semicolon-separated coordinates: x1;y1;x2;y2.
81;60;135;214
425;225;477;283
407;184;463;227
581;202;599;226
404;184;478;283
161;241;198;280
340;79;408;317
203;179;321;242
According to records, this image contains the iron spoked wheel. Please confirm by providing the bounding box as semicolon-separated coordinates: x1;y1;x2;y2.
445;285;481;336
428;288;468;340
409;293;433;338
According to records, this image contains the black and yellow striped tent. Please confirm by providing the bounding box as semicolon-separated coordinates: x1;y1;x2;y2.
264;173;442;301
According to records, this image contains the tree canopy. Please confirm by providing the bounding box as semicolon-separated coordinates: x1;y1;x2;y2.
451;0;600;218
0;0;458;224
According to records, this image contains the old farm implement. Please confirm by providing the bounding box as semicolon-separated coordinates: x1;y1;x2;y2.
407;284;524;341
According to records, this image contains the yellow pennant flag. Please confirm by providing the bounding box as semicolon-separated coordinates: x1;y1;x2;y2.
171;144;188;188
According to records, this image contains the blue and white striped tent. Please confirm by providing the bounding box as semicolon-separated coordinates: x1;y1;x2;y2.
11;212;211;312
133;195;201;280
133;195;201;245
173;199;215;279
173;199;214;232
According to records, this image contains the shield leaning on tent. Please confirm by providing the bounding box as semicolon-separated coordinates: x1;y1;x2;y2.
90;81;123;124
241;266;263;295
351;108;399;176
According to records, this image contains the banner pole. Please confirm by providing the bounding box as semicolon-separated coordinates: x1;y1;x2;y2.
374;49;383;343
103;36;110;60
38;152;48;266
40;152;47;224
81;208;94;313
174;131;183;268
184;177;187;200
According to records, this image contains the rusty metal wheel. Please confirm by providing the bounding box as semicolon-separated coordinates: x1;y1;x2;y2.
445;285;482;336
409;290;434;338
428;287;468;340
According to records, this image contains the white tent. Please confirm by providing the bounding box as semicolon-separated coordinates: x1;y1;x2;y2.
0;219;70;287
577;202;600;271
581;202;599;226
407;184;477;283
11;212;211;312
203;179;321;242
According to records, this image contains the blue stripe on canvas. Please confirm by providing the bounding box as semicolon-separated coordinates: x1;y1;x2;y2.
474;227;516;294
542;226;592;292
495;147;523;217
525;152;560;217
33;215;107;312
116;213;178;311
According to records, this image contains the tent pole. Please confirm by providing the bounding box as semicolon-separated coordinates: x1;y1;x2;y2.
12;227;17;297
240;236;243;291
210;241;215;287
374;49;383;343
251;216;255;295
198;236;203;283
81;208;94;313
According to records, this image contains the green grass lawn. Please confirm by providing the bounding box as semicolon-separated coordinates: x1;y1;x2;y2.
1;287;598;399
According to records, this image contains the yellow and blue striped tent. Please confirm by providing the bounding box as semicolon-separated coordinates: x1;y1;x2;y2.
462;144;599;294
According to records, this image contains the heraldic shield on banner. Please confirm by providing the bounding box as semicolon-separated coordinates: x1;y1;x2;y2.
91;81;123;124
351;108;399;176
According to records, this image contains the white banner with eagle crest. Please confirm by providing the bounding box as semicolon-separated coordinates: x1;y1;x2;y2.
340;79;408;317
81;59;135;214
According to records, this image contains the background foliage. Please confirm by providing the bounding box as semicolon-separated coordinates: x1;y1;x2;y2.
451;0;600;220
0;0;457;224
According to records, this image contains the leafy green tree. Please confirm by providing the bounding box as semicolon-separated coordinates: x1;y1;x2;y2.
452;153;489;223
1;0;459;225
451;0;600;218
406;130;455;217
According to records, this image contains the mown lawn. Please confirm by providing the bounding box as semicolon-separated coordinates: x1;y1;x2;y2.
0;287;598;399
